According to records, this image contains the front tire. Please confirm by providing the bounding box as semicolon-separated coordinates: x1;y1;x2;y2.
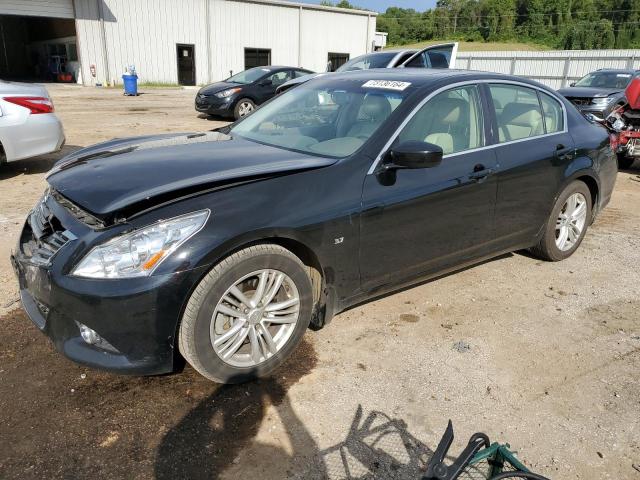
233;98;256;120
530;180;592;262
178;244;313;383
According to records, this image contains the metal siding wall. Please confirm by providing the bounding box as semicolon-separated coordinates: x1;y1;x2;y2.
75;0;207;85
74;0;374;85
209;0;299;80
459;49;640;89
101;0;208;84
0;0;74;18
299;9;371;73
74;0;107;85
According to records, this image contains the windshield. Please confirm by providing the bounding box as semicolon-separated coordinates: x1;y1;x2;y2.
574;71;633;89
336;52;398;72
227;67;272;84
231;79;410;157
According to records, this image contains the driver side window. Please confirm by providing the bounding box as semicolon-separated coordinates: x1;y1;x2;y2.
267;70;292;86
397;85;484;155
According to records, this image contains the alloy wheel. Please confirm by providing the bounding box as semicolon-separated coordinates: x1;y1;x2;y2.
210;269;300;367
555;192;587;251
238;101;254;116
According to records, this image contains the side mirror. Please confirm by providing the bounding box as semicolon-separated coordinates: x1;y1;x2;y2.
386;141;443;170
569;82;576;87
259;78;273;86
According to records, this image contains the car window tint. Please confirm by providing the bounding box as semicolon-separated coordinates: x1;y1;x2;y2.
232;83;408;158
397;85;484;155
489;84;544;143
268;70;292;86
404;49;451;69
405;52;426;68
539;92;564;133
395;52;414;66
293;70;309;78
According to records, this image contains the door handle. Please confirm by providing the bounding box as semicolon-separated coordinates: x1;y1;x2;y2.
469;167;494;181
556;143;574;161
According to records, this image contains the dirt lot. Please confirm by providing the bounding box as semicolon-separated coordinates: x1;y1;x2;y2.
0;84;639;480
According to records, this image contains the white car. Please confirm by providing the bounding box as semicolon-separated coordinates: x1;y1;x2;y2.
0;81;65;164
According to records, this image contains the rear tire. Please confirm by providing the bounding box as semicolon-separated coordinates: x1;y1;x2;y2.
617;153;635;170
530;181;592;262
178;244;313;383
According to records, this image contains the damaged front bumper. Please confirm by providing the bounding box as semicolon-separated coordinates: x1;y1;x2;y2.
10;194;208;375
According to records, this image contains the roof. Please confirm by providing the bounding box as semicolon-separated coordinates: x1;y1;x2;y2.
321;68;551;90
256;65;311;71
595;68;639;73
229;0;377;16
375;49;417;54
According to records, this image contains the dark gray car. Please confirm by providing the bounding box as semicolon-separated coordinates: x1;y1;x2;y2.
557;69;639;120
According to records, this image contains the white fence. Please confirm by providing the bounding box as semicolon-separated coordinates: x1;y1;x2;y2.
457;49;640;89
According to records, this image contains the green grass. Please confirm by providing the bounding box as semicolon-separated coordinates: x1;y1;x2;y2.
136;82;182;88
102;81;182;89
388;40;551;52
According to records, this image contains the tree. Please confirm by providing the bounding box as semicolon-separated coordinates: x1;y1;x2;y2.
375;0;639;48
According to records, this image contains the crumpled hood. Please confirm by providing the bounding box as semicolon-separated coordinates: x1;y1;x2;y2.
557;86;622;98
47;131;336;219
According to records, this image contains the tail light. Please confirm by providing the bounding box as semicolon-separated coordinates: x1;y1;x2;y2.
3;96;54;114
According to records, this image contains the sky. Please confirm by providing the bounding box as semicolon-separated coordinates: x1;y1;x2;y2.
297;0;438;13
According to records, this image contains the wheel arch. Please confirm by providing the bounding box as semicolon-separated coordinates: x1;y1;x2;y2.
172;231;333;370
235;95;258;106
560;154;601;219
575;174;599;210
563;168;601;221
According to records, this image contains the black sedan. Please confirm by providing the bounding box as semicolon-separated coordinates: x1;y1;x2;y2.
195;66;313;119
13;69;617;383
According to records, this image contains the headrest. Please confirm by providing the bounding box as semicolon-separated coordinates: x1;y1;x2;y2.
430;97;467;124
360;94;392;121
501;103;542;126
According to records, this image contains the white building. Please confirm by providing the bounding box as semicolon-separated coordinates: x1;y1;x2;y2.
0;0;377;86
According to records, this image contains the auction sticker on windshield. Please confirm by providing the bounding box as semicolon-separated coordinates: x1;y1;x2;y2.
362;80;411;91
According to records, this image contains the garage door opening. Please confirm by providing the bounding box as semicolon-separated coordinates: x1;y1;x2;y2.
0;15;79;82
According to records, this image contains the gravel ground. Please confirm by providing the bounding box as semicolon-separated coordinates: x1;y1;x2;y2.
0;84;639;480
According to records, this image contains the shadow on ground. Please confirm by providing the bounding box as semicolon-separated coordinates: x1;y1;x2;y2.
0;308;490;480
197;113;233;122
154;340;322;479
319;406;434;480
0;145;82;180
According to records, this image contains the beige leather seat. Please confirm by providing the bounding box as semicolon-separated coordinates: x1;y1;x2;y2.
425;132;454;154
498;103;544;142
422;97;467;154
347;95;392;138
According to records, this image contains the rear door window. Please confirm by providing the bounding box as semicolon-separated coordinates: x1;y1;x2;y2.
488;84;544;143
539;92;564;134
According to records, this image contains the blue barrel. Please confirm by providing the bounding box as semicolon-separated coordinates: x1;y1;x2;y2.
122;74;138;96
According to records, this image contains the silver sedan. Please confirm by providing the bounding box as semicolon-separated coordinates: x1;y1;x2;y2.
0;81;65;164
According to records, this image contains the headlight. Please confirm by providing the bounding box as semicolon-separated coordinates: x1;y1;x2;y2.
592;96;615;105
215;87;241;98
72;210;210;279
